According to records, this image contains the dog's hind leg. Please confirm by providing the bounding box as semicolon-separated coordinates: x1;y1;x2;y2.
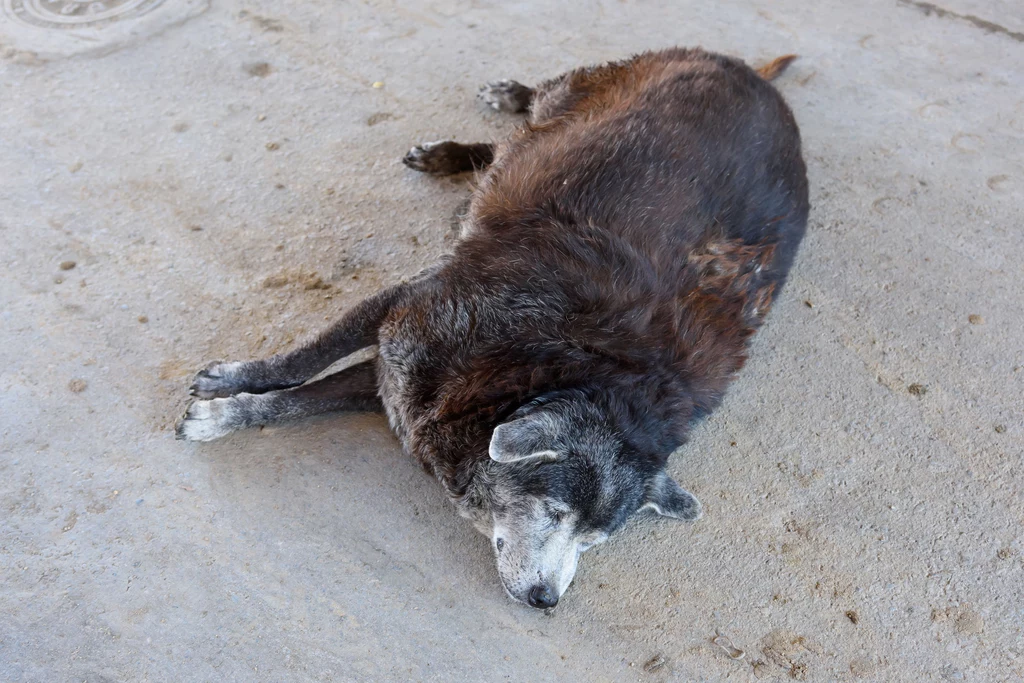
401;79;536;176
402;141;495;175
190;283;409;399
176;358;381;441
401;78;539;176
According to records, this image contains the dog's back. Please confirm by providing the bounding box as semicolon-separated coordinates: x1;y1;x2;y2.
378;48;809;495
472;48;806;267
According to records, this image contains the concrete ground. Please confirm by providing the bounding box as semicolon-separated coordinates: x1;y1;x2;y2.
1;0;1022;680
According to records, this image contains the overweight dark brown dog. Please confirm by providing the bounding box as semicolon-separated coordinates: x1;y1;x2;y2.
176;48;809;608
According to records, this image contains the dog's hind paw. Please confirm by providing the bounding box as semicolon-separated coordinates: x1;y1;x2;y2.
403;141;448;174
175;397;246;442
189;361;248;399
477;80;533;113
402;141;486;175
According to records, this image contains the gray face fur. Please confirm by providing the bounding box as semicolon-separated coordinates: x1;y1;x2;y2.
468;394;702;608
488;485;609;607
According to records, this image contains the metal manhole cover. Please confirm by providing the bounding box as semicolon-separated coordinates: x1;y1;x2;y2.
4;0;167;28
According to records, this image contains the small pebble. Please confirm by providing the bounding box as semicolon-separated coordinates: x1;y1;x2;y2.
908;383;927;397
265;141;280;151
994;424;1006;434
968;314;984;325
138;315;149;324
803;300;813;308
68;379;87;393
60;260;76;270
257;114;267;122
372;81;384;88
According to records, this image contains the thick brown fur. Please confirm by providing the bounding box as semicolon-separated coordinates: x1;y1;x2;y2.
380;47;809;497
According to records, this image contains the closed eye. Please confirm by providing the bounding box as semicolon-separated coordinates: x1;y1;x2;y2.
546;503;570;525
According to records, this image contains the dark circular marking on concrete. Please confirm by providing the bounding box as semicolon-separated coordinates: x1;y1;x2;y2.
4;0;166;28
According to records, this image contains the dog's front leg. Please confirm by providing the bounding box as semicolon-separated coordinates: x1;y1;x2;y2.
177;359;382;441
188;282;412;400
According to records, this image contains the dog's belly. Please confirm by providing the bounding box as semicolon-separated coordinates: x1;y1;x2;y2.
376;334;423;451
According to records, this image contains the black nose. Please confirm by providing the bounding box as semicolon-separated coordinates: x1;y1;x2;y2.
528;584;558;609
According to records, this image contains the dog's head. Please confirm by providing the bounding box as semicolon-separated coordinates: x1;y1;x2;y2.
475;391;701;608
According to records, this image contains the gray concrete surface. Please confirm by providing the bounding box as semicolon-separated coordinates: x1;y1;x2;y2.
1;0;1022;680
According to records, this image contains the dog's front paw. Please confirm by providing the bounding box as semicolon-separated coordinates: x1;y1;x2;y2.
175;397;245;442
189;361;248;399
477;80;533;113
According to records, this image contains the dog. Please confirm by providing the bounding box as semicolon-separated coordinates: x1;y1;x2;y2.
176;47;809;609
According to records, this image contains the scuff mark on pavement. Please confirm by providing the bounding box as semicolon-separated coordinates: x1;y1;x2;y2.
898;0;1024;43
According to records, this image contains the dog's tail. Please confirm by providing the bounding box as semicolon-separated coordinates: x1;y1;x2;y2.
756;54;798;81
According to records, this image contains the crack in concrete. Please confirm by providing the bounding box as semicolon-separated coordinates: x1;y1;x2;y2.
898;0;1024;43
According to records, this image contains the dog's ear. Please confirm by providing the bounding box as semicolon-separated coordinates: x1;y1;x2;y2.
489;413;562;463
641;471;702;521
